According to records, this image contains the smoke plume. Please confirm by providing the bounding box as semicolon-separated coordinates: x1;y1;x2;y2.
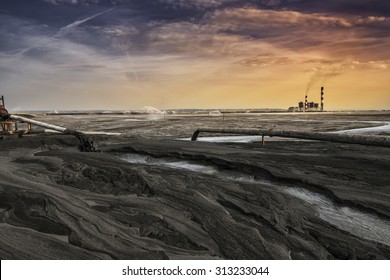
305;63;348;94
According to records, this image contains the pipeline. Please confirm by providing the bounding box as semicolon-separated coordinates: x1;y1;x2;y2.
191;128;390;148
8;115;99;152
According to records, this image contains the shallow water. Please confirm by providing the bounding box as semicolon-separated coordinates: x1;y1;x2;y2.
82;131;123;135
120;153;217;174
121;153;390;246
335;122;390;134
178;135;303;143
284;188;390;246
180;135;263;143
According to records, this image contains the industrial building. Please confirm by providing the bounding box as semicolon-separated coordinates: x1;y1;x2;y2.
288;87;325;112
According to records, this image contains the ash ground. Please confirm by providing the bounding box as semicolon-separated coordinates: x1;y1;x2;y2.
1;112;390;259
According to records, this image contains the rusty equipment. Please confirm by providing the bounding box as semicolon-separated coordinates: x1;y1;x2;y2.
0;95;98;152
0;95;27;134
1;95;9;120
191;128;390;148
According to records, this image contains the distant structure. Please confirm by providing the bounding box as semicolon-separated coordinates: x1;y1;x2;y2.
305;94;308;111
288;87;325;112
1;95;32;134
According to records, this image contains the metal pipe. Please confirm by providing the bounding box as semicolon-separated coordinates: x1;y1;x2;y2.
10;115;67;133
8;115;99;152
191;128;390;148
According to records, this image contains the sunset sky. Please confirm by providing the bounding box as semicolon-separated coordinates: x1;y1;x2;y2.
1;0;389;110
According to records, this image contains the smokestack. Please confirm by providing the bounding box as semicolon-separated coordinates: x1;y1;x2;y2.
305;94;308;111
320;87;324;112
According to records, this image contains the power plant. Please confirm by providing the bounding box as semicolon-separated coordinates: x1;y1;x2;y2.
288;87;325;112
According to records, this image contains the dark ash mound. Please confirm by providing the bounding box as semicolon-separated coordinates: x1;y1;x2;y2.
1;134;390;259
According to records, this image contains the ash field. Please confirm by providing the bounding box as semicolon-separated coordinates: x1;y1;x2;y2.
1;111;390;260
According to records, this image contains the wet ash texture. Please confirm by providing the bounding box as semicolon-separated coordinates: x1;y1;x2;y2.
1;113;390;259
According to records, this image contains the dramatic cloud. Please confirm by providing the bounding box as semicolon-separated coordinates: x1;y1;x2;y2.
158;0;233;9
209;8;355;29
0;0;389;110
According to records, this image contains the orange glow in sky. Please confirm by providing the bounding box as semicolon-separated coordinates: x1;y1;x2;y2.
1;2;389;110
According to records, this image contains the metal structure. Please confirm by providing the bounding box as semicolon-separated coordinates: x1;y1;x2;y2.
8;115;98;152
1;95;31;135
296;87;323;112
191;128;390;148
0;96;98;151
304;94;308;111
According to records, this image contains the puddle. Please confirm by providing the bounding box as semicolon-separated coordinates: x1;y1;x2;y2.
334;123;390;134
285;188;390;246
180;135;262;143
120;154;217;174
124;119;145;122
120;153;390;246
178;135;303;143
82;131;123;136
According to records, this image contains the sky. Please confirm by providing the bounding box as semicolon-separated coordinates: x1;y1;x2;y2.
0;0;389;111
